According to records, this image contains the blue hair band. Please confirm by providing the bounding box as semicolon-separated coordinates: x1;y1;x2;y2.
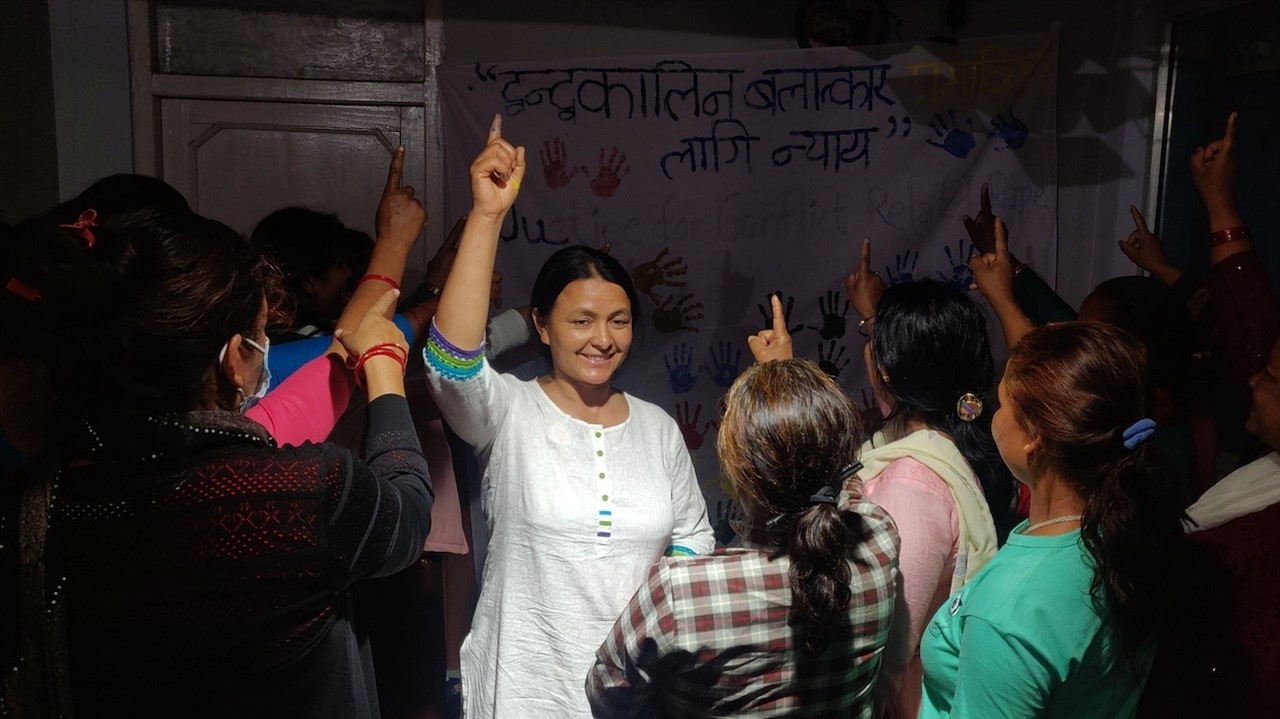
1122;418;1157;450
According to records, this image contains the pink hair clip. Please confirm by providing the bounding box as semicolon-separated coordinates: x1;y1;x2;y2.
59;208;99;248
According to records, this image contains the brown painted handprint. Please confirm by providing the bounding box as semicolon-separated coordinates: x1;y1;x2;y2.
540;138;587;189
590;146;631;198
652;292;704;333
632;247;688;303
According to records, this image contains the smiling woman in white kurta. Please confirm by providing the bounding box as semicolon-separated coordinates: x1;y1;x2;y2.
424;117;713;718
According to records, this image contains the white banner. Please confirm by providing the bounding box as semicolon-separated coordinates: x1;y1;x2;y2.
441;33;1058;521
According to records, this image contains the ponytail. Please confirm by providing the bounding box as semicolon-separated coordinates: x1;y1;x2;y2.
787;503;858;655
1080;440;1184;662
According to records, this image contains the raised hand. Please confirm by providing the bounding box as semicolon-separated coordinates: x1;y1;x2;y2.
663;342;699;394
333;288;409;399
540;137;587;189
989;107;1029;150
1190;111;1239;216
748;293;795;363
886;250;919;286
1118;205;1172;275
470;114;526;221
756;291;804;334
632;247;688;303
375;146;427;244
940;238;975;290
425;214;466;289
704;340;742;388
817;340;850;378
845;238;887;322
807;290;850;340
969;217;1016;305
962;183;998;255
652;292;704;333
926;109;977;159
589;146;631;199
713;500;744;545
675;400;713;451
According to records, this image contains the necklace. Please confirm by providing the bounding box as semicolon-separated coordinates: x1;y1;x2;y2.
1024;514;1083;534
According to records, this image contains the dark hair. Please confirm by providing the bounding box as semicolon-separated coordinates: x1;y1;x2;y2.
530;245;641;322
250;207;349;294
717;358;866;655
1005;322;1185;662
47;174;192;224
1079;276;1205;397
32;209;283;420
871;279;1016;534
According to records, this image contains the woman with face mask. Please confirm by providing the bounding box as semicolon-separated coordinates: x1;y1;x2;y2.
7;208;431;719
424;118;714;718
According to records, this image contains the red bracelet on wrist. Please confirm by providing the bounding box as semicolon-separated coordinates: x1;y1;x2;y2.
358;274;400;291
1211;225;1250;248
350;342;408;388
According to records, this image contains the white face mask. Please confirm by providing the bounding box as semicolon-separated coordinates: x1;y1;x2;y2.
218;335;272;412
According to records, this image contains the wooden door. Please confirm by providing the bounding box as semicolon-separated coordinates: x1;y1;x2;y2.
130;0;444;280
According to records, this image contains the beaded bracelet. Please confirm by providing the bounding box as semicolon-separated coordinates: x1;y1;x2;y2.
358;274;400;291
1211;225;1250;248
351;342;408;388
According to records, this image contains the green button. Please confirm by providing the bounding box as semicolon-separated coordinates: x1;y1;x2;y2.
601;493;609;500
596;450;604;457
595;431;602;438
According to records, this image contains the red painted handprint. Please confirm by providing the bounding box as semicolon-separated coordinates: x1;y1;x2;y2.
540;138;587;189
590;146;631;198
676;401;713;451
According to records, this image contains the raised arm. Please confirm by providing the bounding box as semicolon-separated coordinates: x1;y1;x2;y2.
434;115;526;350
1119;205;1185;286
1192;112;1248;264
330;146;426;356
970;219;1034;350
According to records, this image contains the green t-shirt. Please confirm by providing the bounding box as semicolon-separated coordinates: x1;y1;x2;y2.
918;523;1151;719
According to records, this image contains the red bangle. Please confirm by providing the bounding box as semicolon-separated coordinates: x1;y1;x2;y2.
349;342;408;387
359;274;400;291
1211;225;1250;247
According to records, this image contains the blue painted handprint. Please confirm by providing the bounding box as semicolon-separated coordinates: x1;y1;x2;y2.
938;238;975;290
885;250;919;286
989;108;1028;150
807;290;850;340
663;342;699;394
704;340;742;389
926;109;976;159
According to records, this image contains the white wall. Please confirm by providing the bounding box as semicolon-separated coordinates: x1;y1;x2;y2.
443;0;1168;306
47;0;133;200
45;0;1166;305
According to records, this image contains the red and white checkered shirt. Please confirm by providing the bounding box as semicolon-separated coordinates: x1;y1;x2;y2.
586;480;900;718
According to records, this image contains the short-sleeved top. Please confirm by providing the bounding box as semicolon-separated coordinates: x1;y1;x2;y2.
919;524;1150;719
425;360;715;718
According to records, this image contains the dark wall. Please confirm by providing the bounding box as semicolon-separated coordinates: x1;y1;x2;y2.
0;1;60;224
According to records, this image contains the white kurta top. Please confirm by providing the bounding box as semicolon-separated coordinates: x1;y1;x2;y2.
425;361;715;718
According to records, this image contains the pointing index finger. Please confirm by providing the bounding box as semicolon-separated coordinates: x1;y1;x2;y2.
384;146;404;194
770;294;787;334
1129;205;1150;234
994;218;1010;258
1224;111;1237;149
980;183;991;216
488;113;503;143
859;237;872;274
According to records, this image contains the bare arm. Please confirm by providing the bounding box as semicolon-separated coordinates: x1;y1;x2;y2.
434;114;526;350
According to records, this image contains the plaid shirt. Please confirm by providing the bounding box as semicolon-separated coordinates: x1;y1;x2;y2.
586;479;900;718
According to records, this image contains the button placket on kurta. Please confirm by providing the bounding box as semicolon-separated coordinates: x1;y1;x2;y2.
592;427;614;540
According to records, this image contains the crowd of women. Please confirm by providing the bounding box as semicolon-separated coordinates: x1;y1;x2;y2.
1;109;1275;719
